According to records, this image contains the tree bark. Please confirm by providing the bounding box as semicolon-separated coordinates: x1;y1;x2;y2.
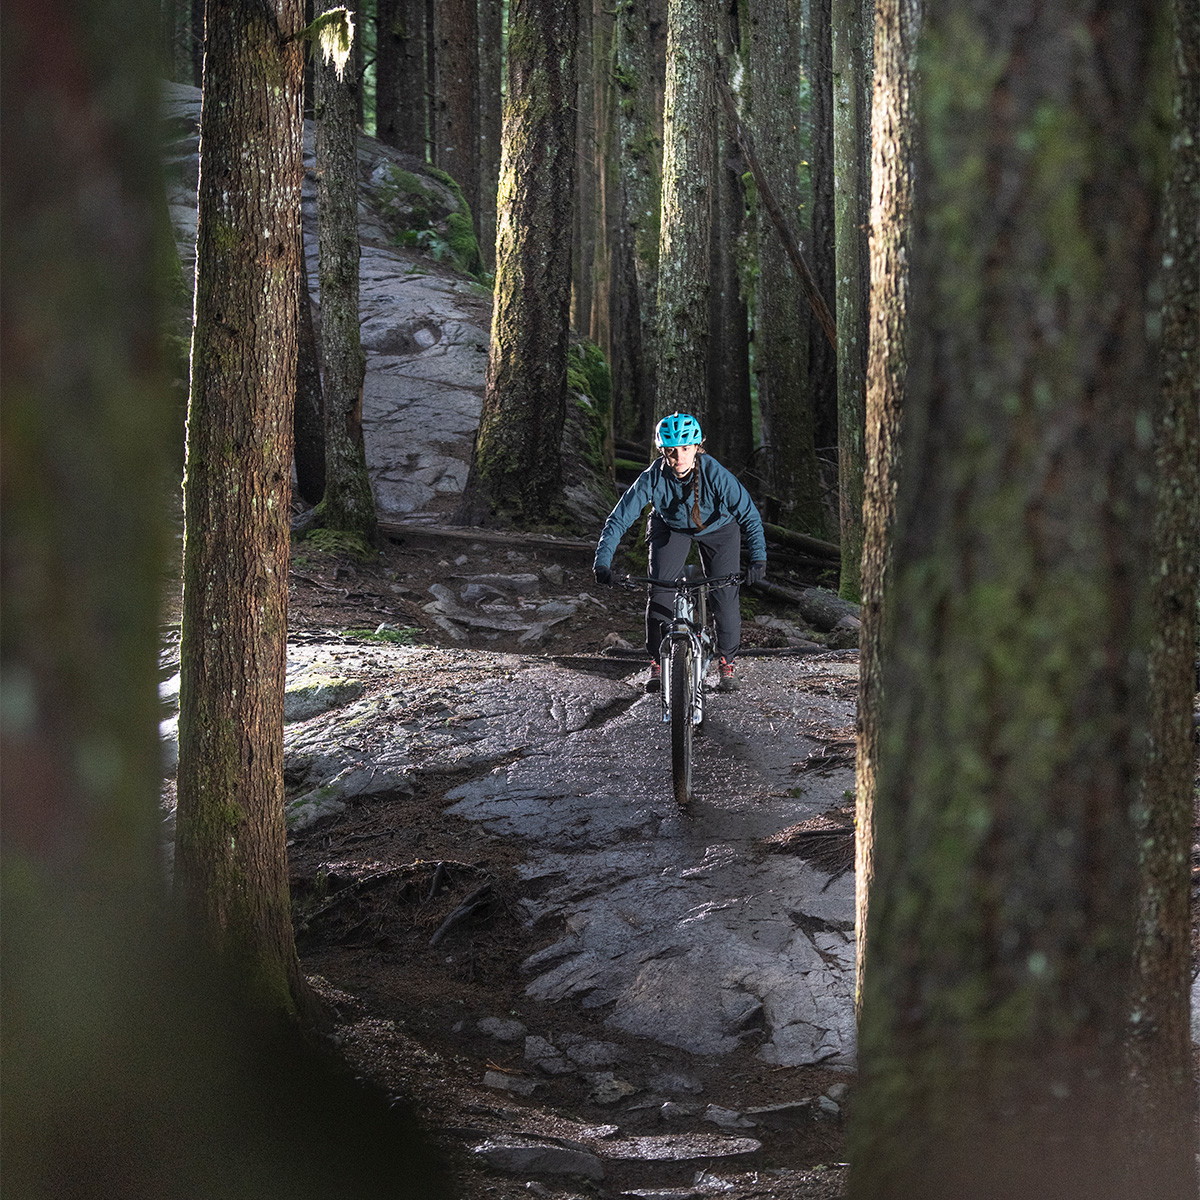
831;0;869;601
656;0;715;423
854;0;917;1024
455;0;578;526
175;0;313;1020
704;3;751;473
1123;0;1200;1191
848;0;1173;1194
573;0;596;337
432;0;479;230
293;241;325;505
478;0;503;270
315;37;377;544
376;0;427;156
807;0;838;452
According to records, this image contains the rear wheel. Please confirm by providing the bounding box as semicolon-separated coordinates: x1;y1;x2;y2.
669;639;693;804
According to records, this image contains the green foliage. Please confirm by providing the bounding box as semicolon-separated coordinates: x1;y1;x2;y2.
340;626;421;645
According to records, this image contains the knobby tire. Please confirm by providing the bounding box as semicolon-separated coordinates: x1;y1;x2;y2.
669;639;693;805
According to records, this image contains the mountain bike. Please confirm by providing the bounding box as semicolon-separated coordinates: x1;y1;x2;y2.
624;566;743;805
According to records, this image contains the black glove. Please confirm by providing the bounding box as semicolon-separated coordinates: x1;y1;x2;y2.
746;560;767;586
594;564;613;586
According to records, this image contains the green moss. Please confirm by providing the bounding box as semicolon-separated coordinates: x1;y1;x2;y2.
299;526;378;561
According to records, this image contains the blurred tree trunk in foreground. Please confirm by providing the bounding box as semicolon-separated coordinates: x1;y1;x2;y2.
849;0;1173;1195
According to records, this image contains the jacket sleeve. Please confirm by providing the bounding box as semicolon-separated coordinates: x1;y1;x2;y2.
710;459;767;562
594;469;655;571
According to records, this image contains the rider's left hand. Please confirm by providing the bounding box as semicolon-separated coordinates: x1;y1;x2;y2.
746;561;767;586
594;564;613;586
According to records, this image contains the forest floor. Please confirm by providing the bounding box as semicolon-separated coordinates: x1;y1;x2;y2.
244;527;1200;1200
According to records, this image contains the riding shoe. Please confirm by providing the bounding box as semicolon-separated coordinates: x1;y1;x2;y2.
717;657;738;692
645;660;662;693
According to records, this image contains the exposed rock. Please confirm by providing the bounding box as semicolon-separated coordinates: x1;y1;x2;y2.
477;1016;527;1043
472;1136;605;1180
525;1035;574;1076
482;1070;540;1097
703;1105;756;1130
587;1072;640;1105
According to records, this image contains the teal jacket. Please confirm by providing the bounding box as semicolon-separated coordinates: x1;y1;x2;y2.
594;454;767;571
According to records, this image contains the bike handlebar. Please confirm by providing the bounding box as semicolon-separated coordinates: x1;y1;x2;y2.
621;572;743;590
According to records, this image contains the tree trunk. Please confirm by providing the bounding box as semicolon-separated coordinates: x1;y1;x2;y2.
455;0;578;526
657;0;716;423
848;0;1173;1194
747;0;827;535
831;0;869;601
315;39;377;544
573;0;595;337
175;0;313;1020
1123;0;1200;1190
293;241;326;505
614;0;666;445
807;0;838;452
478;0;503;270
376;0;427;156
589;0;616;353
853;0;917;1024
704;5;751;472
433;0;479;230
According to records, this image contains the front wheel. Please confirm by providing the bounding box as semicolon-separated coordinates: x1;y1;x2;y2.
669;639;693;804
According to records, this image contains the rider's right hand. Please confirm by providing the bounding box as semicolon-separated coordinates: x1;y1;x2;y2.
594;564;612;586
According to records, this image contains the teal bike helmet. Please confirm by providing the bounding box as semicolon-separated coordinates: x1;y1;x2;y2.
654;412;703;449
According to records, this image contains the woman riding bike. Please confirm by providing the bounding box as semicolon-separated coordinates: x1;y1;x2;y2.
593;412;767;693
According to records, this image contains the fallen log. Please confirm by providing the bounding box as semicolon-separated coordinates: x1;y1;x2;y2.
750;580;860;632
763;522;840;562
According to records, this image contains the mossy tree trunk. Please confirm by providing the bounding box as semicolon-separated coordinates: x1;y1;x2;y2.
747;0;828;534
433;0;479;235
831;0;870;600
376;0;427;156
853;0;918;1023
1123;0;1200;1191
175;0;314;1021
456;0;578;526
315;35;376;545
656;0;715;423
1;0;174;1182
848;0;1172;1194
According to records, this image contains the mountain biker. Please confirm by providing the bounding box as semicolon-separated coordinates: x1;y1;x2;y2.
593;412;767;693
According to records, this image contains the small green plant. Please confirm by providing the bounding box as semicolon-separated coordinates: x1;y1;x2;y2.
341;626;421;645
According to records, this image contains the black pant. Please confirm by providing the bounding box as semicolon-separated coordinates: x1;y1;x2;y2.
646;514;742;661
